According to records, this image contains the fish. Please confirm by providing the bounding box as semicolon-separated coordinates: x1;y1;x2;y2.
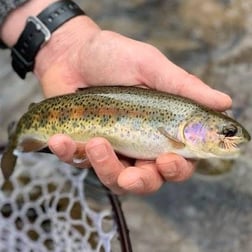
1;86;250;179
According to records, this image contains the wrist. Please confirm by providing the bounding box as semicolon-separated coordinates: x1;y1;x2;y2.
34;15;100;80
0;0;57;47
0;0;101;85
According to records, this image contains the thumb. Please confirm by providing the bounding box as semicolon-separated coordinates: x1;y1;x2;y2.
136;43;232;111
37;64;83;98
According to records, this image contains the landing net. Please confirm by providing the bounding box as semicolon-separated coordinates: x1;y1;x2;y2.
0;153;119;252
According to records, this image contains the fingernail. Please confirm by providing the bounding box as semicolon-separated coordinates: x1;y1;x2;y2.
50;143;66;157
87;144;109;162
118;170;145;192
125;179;145;192
214;90;232;108
159;161;179;178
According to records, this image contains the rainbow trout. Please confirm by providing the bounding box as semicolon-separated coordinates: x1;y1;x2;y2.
1;86;250;179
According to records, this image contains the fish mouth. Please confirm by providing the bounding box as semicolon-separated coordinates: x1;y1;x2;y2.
215;147;241;159
219;135;248;149
217;136;246;158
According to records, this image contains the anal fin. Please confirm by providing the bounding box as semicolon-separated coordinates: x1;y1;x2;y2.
18;137;47;153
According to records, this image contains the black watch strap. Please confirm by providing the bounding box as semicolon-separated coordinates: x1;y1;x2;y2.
0;40;8;49
11;0;85;79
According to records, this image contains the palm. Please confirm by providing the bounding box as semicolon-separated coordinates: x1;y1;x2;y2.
36;30;231;194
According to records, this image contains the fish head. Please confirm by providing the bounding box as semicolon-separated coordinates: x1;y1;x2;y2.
180;113;251;159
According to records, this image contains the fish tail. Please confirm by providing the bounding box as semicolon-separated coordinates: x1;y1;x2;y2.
1;146;17;180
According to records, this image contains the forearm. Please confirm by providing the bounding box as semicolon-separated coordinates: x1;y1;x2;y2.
0;0;28;25
0;0;59;47
0;0;100;49
0;0;101;82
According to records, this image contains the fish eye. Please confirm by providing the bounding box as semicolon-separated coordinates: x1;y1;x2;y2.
221;124;238;137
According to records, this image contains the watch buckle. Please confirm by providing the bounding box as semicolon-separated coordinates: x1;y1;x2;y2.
27;16;51;42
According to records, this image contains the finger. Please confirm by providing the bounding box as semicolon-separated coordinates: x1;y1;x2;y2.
117;161;164;194
48;134;91;168
85;137;126;194
48;134;77;163
135;43;232;111
156;153;195;182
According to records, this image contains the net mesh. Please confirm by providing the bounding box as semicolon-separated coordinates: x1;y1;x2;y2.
0;153;117;252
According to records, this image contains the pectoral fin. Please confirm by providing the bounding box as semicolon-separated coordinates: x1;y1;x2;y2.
196;159;234;176
158;127;185;149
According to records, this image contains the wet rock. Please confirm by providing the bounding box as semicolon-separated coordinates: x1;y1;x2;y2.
178;0;245;47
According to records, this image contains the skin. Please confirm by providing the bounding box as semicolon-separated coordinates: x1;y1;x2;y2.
0;0;232;195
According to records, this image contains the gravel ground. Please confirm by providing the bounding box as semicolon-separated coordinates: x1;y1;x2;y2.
1;1;252;251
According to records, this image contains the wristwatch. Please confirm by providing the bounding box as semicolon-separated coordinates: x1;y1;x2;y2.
7;0;85;79
0;40;7;49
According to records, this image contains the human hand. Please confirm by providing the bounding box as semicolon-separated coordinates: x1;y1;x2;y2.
34;15;231;195
0;3;232;194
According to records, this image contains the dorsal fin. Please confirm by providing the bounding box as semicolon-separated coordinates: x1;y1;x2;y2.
76;88;85;92
7;121;17;136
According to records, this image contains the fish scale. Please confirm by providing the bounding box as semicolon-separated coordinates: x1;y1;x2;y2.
1;86;250;179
